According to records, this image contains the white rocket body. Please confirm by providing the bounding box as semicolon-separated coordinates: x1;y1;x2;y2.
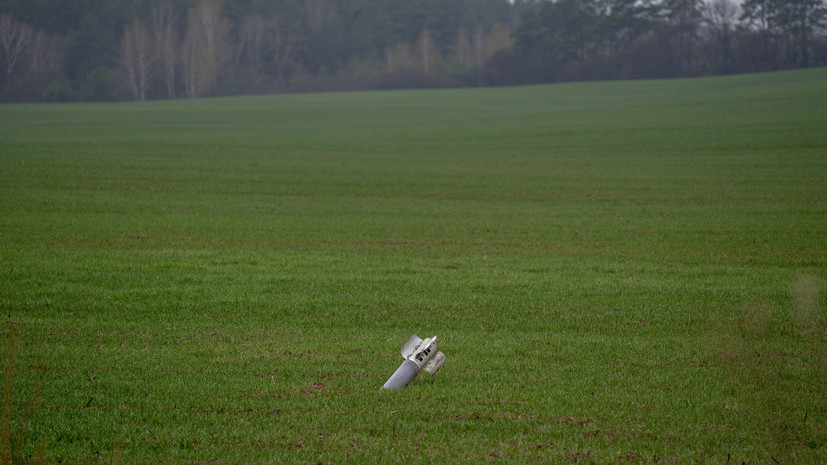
382;334;446;389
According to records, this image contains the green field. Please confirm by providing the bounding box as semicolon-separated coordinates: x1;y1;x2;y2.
1;68;826;463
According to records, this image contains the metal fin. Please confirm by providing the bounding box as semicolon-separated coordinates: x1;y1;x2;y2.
422;350;446;374
400;334;423;359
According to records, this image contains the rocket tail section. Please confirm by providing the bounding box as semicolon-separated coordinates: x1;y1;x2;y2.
382;359;420;389
422;350;445;374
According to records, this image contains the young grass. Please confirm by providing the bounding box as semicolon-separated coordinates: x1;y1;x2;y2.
0;68;826;463
1;323;13;464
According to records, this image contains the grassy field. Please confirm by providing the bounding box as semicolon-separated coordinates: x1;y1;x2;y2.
1;68;826;463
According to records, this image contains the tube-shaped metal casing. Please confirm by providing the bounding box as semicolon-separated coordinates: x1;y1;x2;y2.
382;359;420;389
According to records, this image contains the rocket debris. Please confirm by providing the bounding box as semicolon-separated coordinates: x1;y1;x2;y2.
382;334;446;389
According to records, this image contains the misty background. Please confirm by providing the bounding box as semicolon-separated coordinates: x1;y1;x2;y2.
1;0;825;103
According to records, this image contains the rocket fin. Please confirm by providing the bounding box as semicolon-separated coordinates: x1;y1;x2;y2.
401;334;423;359
422;350;446;374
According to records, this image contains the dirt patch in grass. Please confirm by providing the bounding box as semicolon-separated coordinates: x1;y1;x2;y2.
566;450;592;463
297;381;334;396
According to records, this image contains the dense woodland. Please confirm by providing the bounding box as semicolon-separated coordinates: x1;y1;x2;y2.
1;0;825;102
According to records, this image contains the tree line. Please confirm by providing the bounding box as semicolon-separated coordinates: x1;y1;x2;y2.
493;0;827;84
0;0;825;103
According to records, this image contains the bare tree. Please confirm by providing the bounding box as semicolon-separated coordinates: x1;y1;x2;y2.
485;23;514;63
474;25;486;66
417;28;437;75
0;15;33;92
152;4;180;99
306;0;338;35
454;26;473;67
666;0;704;73
236;14;267;78
467;23;513;68
182;0;232;97
233;13;274;79
28;29;63;77
181;32;197;97
119;19;153;100
385;42;414;73
781;0;827;66
266;13;304;90
742;0;827;67
703;0;741;72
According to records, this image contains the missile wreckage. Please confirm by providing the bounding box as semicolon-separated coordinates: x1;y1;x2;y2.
382;334;446;389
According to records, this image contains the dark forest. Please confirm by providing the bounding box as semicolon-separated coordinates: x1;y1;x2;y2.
1;0;825;102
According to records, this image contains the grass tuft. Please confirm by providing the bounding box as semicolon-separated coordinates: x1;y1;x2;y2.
1;324;47;465
1;323;14;465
